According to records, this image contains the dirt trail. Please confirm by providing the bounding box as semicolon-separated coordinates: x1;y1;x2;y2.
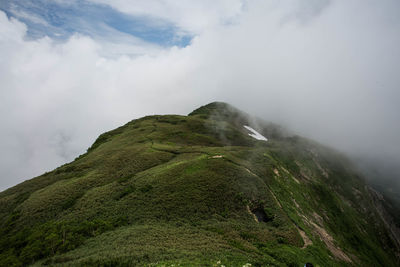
246;205;259;223
301;214;352;263
297;227;313;248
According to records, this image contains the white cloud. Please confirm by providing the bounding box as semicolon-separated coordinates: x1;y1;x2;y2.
1;0;400;190
0;11;199;190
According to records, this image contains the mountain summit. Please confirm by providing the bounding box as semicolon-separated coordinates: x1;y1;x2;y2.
1;102;399;266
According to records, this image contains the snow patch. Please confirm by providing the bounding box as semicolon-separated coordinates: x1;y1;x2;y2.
243;125;268;141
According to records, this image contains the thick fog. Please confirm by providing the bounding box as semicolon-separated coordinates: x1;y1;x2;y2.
1;0;399;191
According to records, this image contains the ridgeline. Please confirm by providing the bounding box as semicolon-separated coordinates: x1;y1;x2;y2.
1;102;399;266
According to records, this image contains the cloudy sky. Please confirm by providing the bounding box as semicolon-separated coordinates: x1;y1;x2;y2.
1;0;399;191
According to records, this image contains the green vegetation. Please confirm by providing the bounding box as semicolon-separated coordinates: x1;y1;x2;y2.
0;102;398;266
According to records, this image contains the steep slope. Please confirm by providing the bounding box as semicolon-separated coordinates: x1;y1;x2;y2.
0;102;399;266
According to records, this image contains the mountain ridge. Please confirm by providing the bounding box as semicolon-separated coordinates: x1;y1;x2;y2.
0;102;399;266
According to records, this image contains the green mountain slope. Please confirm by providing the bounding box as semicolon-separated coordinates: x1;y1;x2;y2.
1;102;399;266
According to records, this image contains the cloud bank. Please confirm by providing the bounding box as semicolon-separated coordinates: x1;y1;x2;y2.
1;0;400;191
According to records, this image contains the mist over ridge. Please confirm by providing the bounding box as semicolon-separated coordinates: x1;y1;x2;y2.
0;0;399;193
1;100;400;266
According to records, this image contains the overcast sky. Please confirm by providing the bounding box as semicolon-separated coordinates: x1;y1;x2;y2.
1;0;400;191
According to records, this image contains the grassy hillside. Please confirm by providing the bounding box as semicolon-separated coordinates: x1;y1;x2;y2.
0;102;399;266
